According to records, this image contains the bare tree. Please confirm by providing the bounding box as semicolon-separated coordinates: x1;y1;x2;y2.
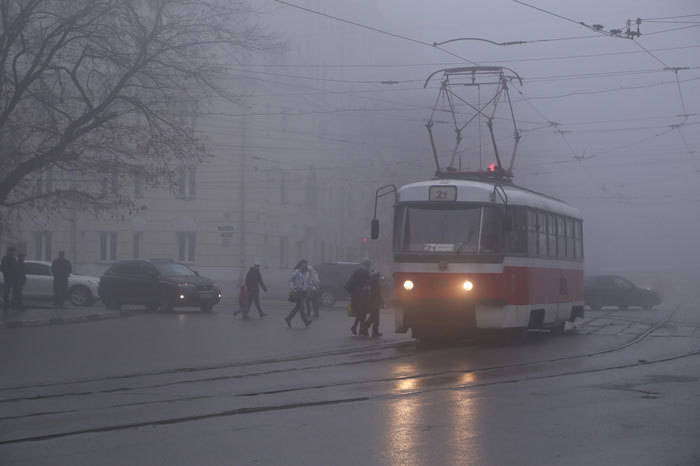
0;0;268;225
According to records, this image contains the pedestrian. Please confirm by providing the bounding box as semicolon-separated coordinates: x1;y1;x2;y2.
13;253;27;311
285;259;312;328
243;262;267;318
306;264;320;319
345;258;372;336
51;251;72;308
360;271;384;337
1;246;17;312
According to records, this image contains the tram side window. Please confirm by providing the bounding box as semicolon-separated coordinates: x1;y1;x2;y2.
480;207;503;253
537;212;547;257
575;220;584;258
527;209;538;256
566;218;575;258
557;216;566;258
505;207;527;254
547;214;557;257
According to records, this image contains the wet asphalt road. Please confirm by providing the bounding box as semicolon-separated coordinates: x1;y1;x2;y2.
1;301;699;465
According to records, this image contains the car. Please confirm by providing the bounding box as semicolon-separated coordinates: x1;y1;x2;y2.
0;260;99;306
584;275;661;310
314;262;392;308
98;259;222;312
314;262;361;307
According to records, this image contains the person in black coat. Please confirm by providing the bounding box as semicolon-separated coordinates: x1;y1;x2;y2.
13;253;26;310
361;271;384;337
1;246;17;312
243;263;268;318
51;251;72;308
345;258;372;336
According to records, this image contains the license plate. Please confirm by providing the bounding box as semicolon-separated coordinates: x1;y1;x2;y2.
199;292;215;300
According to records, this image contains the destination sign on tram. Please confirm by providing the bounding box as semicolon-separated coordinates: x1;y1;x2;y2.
429;185;457;201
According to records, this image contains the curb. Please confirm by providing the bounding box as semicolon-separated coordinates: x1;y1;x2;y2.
0;309;135;329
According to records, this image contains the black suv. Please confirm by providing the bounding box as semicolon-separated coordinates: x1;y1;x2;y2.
584;275;661;310
315;262;361;307
99;259;221;312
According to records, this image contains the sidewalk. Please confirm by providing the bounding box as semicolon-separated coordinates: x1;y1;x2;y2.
0;305;131;329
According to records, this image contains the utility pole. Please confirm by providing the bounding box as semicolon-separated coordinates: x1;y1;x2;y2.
238;119;247;282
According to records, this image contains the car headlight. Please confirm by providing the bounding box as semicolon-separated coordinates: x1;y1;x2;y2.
462;280;474;291
403;280;414;291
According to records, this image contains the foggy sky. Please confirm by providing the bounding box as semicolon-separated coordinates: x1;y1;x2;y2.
226;0;700;291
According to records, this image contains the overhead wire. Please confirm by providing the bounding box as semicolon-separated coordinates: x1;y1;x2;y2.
269;0;478;65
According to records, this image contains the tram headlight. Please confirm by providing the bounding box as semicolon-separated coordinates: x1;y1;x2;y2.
462;280;474;291
403;280;414;291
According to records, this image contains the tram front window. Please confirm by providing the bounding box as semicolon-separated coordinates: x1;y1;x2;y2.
396;204;502;254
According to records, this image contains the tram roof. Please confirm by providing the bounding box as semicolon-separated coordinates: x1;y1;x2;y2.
398;179;582;219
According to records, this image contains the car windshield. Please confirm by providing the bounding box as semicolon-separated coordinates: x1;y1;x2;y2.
154;262;196;276
394;203;502;254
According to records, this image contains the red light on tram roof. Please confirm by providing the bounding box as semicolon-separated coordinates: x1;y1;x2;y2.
488;163;497;172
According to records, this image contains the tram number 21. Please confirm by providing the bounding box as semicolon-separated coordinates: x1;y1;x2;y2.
429;186;457;201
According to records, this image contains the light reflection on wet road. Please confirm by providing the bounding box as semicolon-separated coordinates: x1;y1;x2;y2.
0;304;699;465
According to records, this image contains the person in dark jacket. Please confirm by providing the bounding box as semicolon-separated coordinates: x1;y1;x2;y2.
243;262;267;318
345;258;372;336
360;271;384;337
13;253;27;310
1;246;17;312
51;251;72;308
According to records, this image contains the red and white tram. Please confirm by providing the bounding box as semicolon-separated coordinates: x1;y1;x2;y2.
373;175;584;341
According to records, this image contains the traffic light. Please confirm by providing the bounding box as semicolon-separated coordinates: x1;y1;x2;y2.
362;236;368;244
488;163;497;172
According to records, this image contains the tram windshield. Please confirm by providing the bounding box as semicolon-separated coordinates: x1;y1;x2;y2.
394;204;503;254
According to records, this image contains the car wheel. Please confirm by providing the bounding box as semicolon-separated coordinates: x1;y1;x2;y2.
69;285;94;307
147;302;160;312
159;289;175;312
103;296;120;310
319;290;336;308
550;320;566;335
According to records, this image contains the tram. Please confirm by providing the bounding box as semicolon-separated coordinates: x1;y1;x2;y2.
371;173;584;341
370;66;584;340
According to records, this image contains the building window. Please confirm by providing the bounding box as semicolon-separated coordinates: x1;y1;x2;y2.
133;232;143;259
304;170;318;209
295;240;304;262
101;167;119;197
177;166;196;200
176;232;196;262
279;236;288;268
34;168;53;196
280;171;288;205
134;169;144;199
33;231;52;261
99;232;118;261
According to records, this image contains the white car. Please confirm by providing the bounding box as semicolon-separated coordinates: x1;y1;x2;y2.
0;260;100;306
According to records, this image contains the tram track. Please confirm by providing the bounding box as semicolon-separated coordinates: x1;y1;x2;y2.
0;306;682;422
2;344;698;447
0;307;681;407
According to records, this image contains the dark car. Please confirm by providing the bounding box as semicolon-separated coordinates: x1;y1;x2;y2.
98;259;221;312
315;262;361;307
584;275;661;310
315;262;392;307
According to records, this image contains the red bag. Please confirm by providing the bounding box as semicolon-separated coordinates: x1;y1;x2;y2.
238;285;248;307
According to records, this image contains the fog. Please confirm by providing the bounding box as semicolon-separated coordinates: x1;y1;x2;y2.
228;0;700;299
2;0;699;297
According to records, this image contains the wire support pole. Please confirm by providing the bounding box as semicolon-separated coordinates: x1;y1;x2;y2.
503;82;521;172
426;120;442;174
